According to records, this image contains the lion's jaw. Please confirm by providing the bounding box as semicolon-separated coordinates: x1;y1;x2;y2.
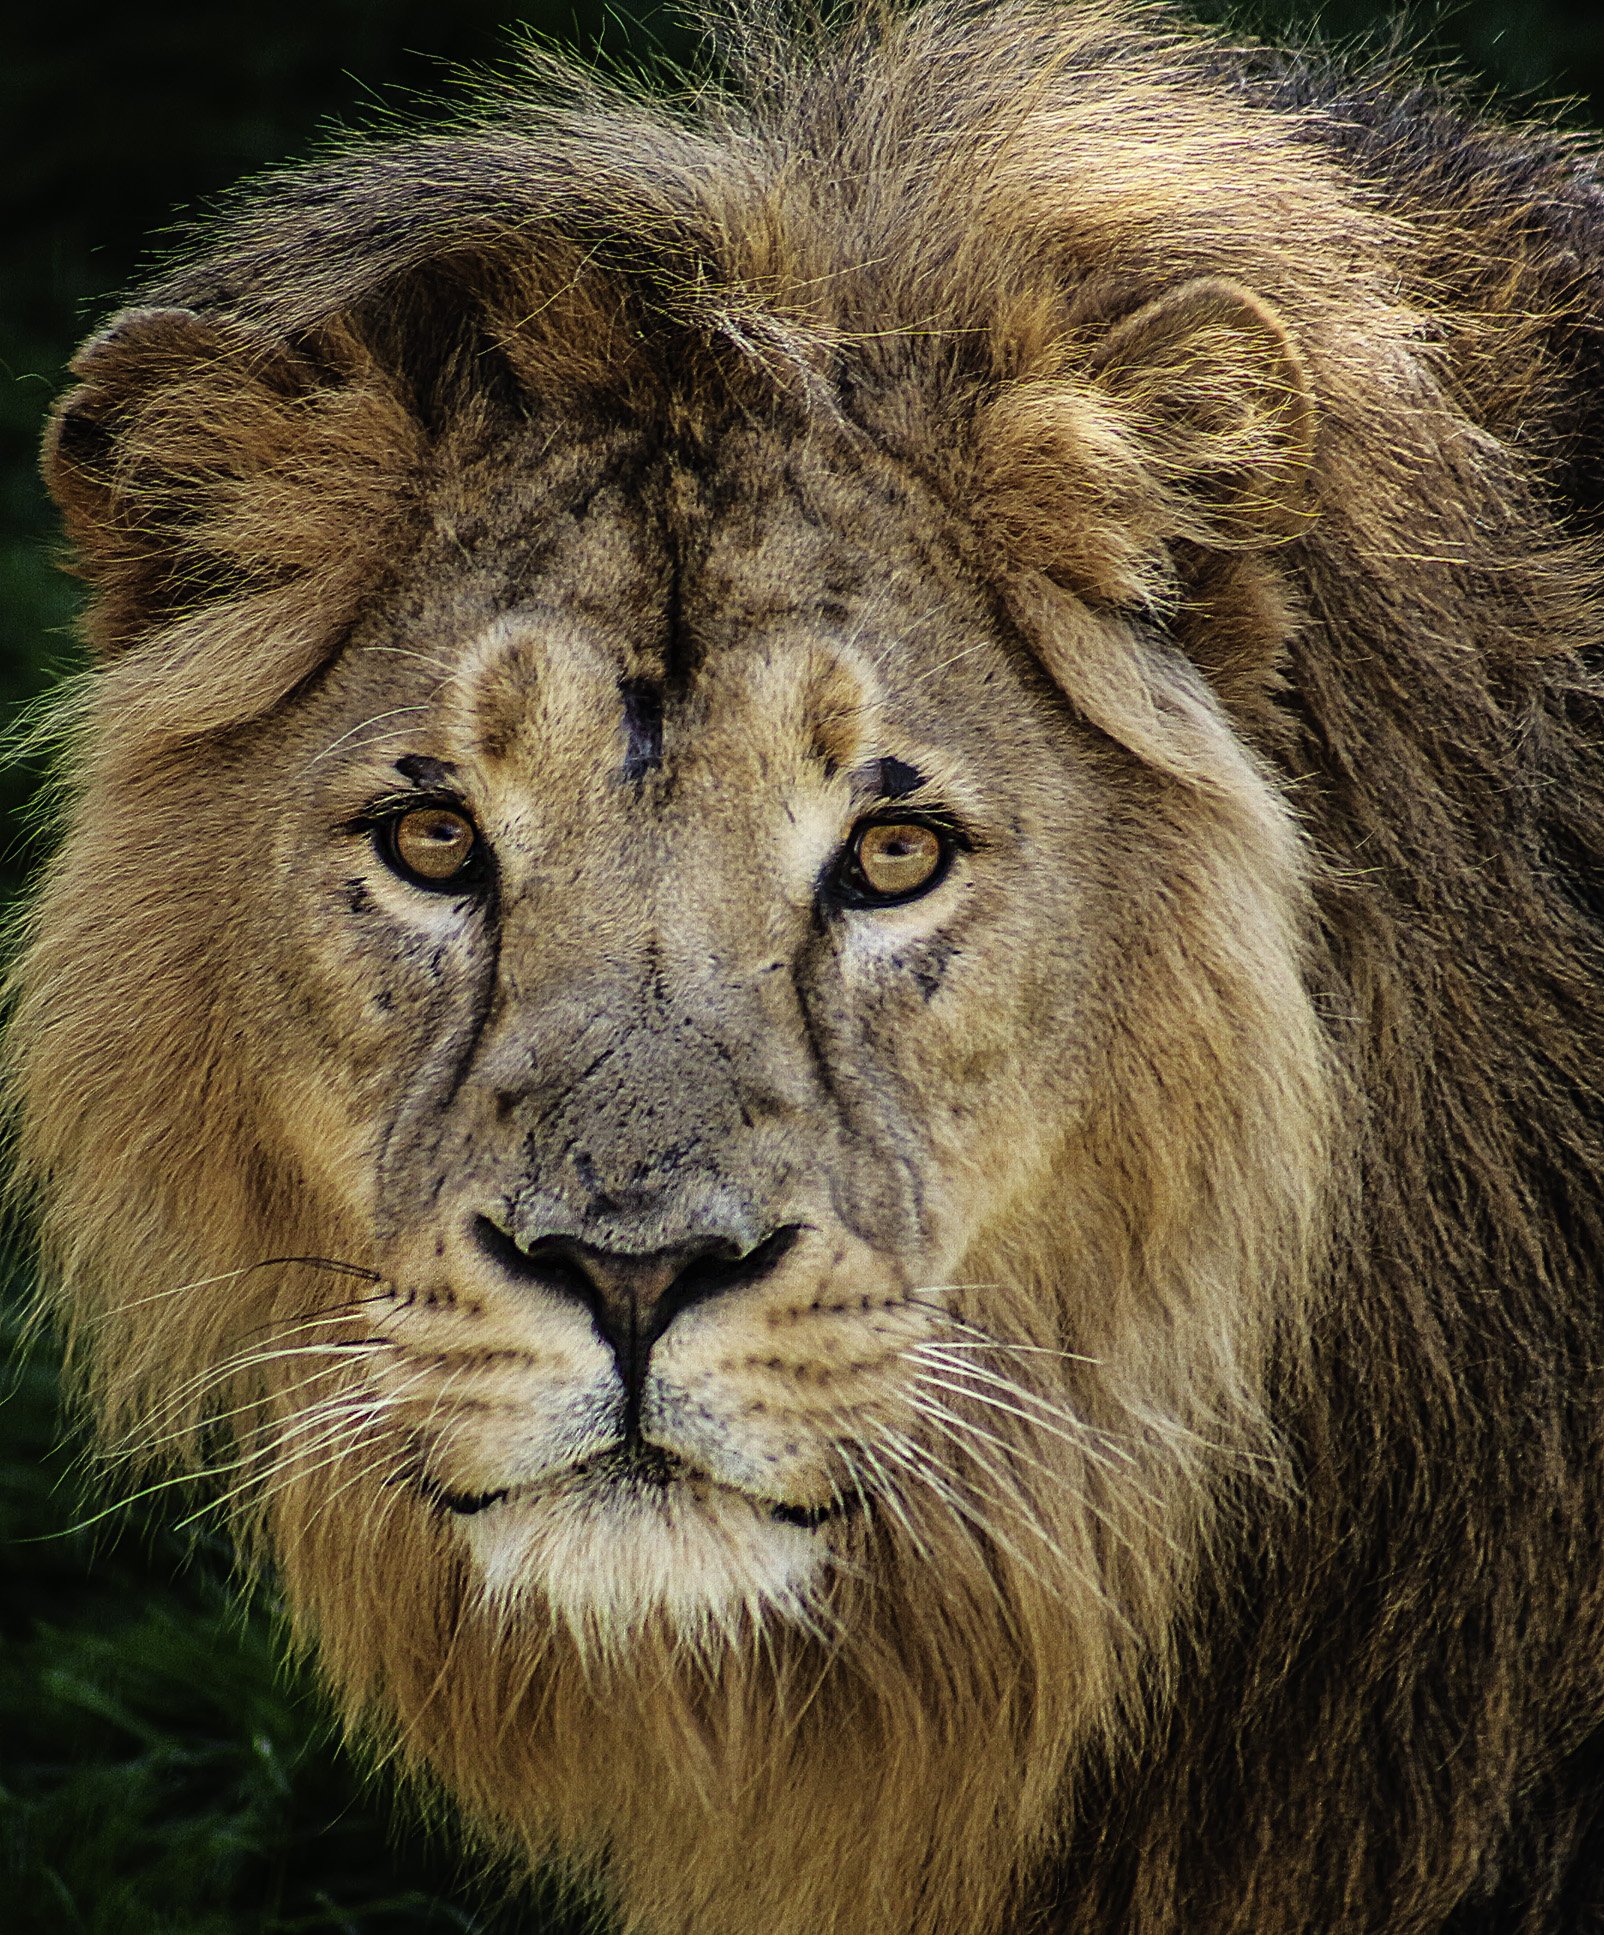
364;1210;943;1648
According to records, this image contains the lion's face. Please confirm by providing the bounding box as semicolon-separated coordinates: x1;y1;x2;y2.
19;58;1350;1915
21;271;1335;1710
241;413;1152;1639
32;7;1604;1927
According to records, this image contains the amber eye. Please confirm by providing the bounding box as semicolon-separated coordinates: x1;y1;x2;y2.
380;806;483;891
840;820;951;906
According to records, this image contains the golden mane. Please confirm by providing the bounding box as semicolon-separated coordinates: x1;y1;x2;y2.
12;4;1604;1931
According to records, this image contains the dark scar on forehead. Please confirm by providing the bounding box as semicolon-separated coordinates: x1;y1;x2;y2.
618;677;665;782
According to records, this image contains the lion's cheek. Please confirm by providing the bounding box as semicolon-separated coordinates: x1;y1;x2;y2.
644;1265;933;1501
252;1063;386;1231
835;916;1103;1267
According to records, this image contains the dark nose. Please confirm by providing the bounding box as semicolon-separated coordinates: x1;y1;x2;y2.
472;1217;800;1410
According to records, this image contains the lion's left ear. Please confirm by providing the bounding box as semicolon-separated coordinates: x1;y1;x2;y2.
976;276;1315;610
1086;276;1315;546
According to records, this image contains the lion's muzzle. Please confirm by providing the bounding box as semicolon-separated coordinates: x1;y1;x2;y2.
469;1213;803;1414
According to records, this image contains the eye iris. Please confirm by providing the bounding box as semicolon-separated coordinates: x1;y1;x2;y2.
856;822;944;898
392;807;476;882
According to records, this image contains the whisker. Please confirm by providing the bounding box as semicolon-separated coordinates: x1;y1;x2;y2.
355;644;457;673
127;1338;391;1445
91;1256;383;1324
869;1422;1063;1600
920;1336;1104;1367
871;1427;995;1552
900;1384;1050;1499
180;1406;377;1517
32;1452;266;1541
892;1399;1119;1609
908;1366;1174;1537
911;1381;1170;1545
905;1378;1178;1571
227;1295;399;1351
130;1355;383;1459
304;705;434;769
903;1292;1103;1366
180;1385;424;1532
300;1439;420;1533
910;1350;1141;1474
168;1352;440;1526
844;1433;936;1565
912;1331;1269;1469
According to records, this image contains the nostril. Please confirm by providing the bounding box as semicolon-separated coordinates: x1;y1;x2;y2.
471;1215;595;1300
654;1223;801;1330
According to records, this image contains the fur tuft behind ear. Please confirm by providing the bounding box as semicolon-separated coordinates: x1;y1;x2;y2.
975;277;1316;612
43;305;424;664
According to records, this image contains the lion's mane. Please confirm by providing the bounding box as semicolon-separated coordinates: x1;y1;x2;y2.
12;4;1604;1931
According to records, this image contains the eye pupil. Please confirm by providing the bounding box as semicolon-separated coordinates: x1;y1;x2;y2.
853;820;947;901
388;807;479;886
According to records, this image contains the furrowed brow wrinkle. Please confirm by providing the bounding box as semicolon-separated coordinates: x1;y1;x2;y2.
618;676;665;781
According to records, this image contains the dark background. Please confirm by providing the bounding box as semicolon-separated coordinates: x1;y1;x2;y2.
4;4;1604;1930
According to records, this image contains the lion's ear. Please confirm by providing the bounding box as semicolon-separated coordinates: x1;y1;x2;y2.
43;304;422;660
1086;276;1315;548
978;282;1317;778
45;307;225;644
977;277;1315;615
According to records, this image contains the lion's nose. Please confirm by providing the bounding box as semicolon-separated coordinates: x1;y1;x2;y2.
471;1217;800;1404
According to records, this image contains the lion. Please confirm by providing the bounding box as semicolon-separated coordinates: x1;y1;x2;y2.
11;2;1604;1929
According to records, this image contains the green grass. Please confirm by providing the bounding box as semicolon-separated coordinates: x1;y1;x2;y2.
0;1284;598;1935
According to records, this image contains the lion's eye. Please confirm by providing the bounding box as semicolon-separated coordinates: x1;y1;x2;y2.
380;806;483;891
838;820;951;906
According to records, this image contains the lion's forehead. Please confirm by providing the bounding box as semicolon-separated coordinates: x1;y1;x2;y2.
331;425;1011;848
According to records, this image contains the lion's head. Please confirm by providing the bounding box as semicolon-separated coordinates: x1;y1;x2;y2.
15;5;1604;1933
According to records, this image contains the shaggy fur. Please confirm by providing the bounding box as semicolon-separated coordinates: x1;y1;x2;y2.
11;4;1604;1930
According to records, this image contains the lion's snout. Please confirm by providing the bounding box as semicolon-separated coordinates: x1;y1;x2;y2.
469;1212;803;1402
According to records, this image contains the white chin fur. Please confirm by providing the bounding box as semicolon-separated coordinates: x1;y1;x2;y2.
455;1474;830;1653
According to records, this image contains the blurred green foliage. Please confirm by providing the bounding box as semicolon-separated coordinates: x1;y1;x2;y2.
5;3;1604;1931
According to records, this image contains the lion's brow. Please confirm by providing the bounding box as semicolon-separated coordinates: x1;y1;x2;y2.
875;757;928;799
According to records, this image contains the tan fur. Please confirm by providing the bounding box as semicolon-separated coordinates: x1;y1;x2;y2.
12;5;1604;1931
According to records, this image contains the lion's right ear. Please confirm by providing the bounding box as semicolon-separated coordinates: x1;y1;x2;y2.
43;305;423;660
46;307;212;548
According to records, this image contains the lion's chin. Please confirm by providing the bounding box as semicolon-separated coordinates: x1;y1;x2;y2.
449;1454;837;1650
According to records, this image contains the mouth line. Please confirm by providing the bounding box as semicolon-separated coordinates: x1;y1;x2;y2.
413;1471;509;1516
767;1497;846;1529
414;1446;858;1531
